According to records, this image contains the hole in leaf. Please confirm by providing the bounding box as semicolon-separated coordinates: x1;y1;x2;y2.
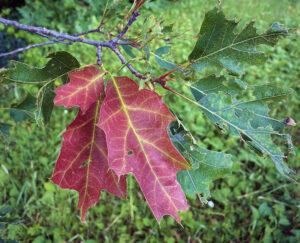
127;150;133;155
80;160;88;168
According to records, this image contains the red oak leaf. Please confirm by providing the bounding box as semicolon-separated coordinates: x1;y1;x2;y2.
51;101;126;222
54;66;104;113
98;76;190;223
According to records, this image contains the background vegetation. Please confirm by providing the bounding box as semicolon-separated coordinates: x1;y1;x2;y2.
0;0;299;242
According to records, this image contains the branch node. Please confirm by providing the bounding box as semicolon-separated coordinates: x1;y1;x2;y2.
97;46;102;65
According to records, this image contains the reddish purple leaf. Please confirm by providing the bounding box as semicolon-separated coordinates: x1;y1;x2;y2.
98;76;190;223
54;66;104;113
51;101;126;222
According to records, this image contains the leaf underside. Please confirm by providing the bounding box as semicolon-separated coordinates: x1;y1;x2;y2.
99;76;190;223
190;75;294;176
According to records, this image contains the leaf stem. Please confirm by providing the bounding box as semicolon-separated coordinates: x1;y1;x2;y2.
159;62;191;80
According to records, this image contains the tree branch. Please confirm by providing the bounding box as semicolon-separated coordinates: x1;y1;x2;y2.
0;41;56;58
0;12;163;85
0;17;110;47
0;27;107;58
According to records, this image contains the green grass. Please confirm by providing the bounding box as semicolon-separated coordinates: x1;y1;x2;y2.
1;0;300;242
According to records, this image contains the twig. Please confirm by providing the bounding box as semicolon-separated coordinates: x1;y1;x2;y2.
113;11;140;43
36;33;72;45
0;41;56;58
0;17;110;47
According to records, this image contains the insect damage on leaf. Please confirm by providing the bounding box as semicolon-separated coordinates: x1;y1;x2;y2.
189;75;294;176
168;121;232;203
98;76;190;223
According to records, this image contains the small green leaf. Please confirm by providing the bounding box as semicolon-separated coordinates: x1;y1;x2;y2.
168;121;232;202
188;8;288;75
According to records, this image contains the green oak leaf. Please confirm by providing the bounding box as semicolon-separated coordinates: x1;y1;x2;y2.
188;8;288;75
1;51;80;124
189;75;294;176
168;121;232;202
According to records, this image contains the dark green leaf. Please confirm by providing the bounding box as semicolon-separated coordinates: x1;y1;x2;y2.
1;51;80;84
168;121;232;202
188;8;288;75
1;51;80;124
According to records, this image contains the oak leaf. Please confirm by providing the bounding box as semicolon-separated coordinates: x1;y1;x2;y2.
52;68;126;221
98;76;190;223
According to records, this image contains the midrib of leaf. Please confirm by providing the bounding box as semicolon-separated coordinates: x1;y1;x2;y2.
186;171;198;195
109;73;185;211
56;143;91;184
81;99;102;213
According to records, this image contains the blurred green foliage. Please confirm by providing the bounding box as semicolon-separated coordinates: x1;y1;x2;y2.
0;0;299;242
